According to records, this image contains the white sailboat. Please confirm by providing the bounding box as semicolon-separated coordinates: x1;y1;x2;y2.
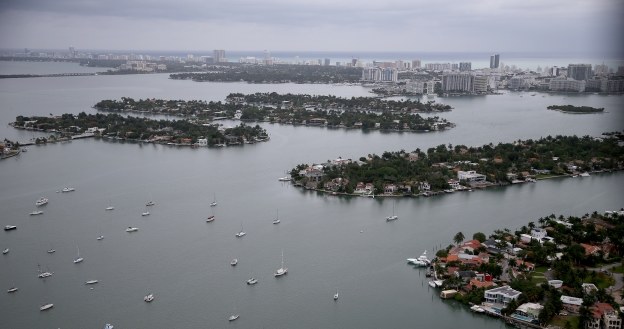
105;200;114;211
274;250;288;277
73;246;84;264
2;248;8;255
37;265;53;278
235;223;246;238
228;314;239;321
206;203;215;222
386;202;398;221
85;280;99;285
35;197;49;206
40;303;54;311
272;209;281;224
141;207;150;216
210;193;217;207
230;258;238;266
144;293;154;302
333;289;339;300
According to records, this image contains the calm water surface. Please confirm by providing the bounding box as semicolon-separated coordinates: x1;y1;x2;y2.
0;63;623;329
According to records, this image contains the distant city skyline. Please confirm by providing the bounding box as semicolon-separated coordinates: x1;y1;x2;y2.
0;0;622;55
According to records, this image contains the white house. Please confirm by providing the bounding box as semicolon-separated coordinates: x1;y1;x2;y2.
484;286;521;306
457;170;486;182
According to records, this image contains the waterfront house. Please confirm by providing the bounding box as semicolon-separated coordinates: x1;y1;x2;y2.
587;303;621;329
582;283;598;294
457;170;486;182
580;243;601;257
447;179;460;190
484;286;521;307
560;295;583;313
383;184;397;194
464;278;496;291
418;181;431;192
323;178;348;192
512;303;543;324
196;138;208;147
299;166;325;182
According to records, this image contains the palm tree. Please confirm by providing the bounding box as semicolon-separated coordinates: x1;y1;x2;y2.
453;232;465;246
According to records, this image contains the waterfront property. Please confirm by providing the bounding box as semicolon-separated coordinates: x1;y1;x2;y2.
484;286;521;307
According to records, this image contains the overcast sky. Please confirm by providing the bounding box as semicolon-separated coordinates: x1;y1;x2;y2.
0;0;622;55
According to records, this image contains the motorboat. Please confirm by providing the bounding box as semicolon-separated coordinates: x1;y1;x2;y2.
407;250;431;267
274;250;288;277
104;324;114;329
246;277;258;285
4;225;17;231
228;314;239;321
141;211;150;216
7;287;18;293
40;303;54;311
145;201;155;207
3;248;9;254
470;305;485;313
333;289;339;300
61;187;75;193
206;215;215;222
35;197;49;206
126;227;139;232
85;280;99;285
230;258;238;266
97;235;104;240
144;293;154;302
105;206;114;211
38;265;53;278
434;280;444;287
210;194;217;207
29;210;44;216
278;176;292;181
235;224;246;238
580;172;590;177
273;209;280;224
47;248;56;254
428;281;436;288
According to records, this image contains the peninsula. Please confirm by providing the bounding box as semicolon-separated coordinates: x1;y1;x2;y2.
94;94;455;132
424;210;624;329
547;105;605;113
11;113;268;147
288;134;624;195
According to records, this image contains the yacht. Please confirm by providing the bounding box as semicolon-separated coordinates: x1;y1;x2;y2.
35;197;49;206
40;303;54;311
47;248;56;254
235;224;246;238
470;305;485;313
274;250;288;277
62;187;75;193
333;289;339;300
228;314;240;321
144;293;155;302
210;194;217;207
7;287;18;293
37;264;53;278
4;225;17;231
141;210;150;216
105;206;114;211
126;227;139;233
246;277;258;285
29;210;44;216
273;209;281;224
230;258;238;266
85;280;99;285
407;250;431;267
145;201;155;207
74;246;84;264
3;248;9;255
428;281;436;288
386;202;398;221
278;176;292;181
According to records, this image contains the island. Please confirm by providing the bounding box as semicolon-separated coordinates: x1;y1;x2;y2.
10;113;269;147
93;94;455;133
423;209;624;329
547;105;605;113
287;134;624;195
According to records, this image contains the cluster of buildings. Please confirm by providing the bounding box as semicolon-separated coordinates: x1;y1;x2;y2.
118;61;167;72
506;63;624;93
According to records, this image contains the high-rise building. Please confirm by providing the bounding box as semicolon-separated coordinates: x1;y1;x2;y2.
412;59;421;69
490;54;500;69
442;73;474;92
459;62;472;72
361;67;398;82
549;78;586;92
213;49;226;63
69;46;76;58
567;64;593;81
473;76;488;93
324;58;330;66
593;64;609;76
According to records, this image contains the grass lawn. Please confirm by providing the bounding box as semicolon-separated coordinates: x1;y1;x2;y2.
550;315;580;329
531;266;549;284
611;265;624;274
584;272;615;289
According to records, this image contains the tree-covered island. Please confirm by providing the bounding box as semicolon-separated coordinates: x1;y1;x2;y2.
289;134;624;195
169;64;362;83
427;210;624;328
547;105;605;113
11;113;268;147
93;93;454;133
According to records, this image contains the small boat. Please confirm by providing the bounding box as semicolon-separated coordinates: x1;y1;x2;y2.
105;206;114;211
97;235;104;240
470;305;485;313
74;246;84;264
428;281;436;288
7;287;18;293
85;280;99;285
126;227;139;232
104;324;114;329
273;209;281;224
580;172;590;177
144;293;154;302
38;271;53;278
29;210;44;216
47;248;56;254
210;194;217;207
228;314;239;321
206;215;215;222
434;280;444;287
145;201;155;207
35;197;49;206
386;202;398;221
40;303;54;311
246;277;258;285
235;224;246;238
333;289;339;300
231;258;238;266
278;176;292;181
141;210;150;216
3;248;9;254
4;225;17;231
61;187;75;193
274;250;288;277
